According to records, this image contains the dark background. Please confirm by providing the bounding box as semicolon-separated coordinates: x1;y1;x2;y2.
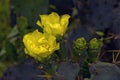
0;0;120;80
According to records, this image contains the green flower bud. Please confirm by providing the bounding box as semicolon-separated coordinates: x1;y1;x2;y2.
73;37;87;56
88;38;103;63
89;38;103;49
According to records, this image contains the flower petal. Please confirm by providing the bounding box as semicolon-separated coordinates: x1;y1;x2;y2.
40;15;48;27
60;14;70;32
48;12;60;24
36;20;43;28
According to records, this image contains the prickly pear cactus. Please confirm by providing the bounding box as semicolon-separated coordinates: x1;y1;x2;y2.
1;60;44;80
0;0;11;49
89;62;120;80
88;38;103;63
11;0;49;28
53;62;80;80
73;37;87;61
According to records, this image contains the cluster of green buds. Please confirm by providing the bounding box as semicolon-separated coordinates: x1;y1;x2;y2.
73;37;103;63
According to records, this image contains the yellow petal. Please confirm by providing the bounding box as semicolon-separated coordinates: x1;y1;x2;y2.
40;15;48;27
60;14;70;30
48;12;60;24
48;35;56;47
36;20;43;28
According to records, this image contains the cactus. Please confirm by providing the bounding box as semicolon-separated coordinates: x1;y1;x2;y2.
89;62;120;80
53;62;80;80
0;0;11;49
73;37;87;61
88;38;103;63
11;0;49;29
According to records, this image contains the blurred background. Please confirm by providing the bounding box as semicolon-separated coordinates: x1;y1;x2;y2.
0;0;120;80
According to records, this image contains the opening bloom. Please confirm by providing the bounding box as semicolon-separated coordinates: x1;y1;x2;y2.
36;12;70;37
23;29;60;61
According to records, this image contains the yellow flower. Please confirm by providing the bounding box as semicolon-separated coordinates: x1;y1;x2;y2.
37;12;70;37
23;29;60;61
